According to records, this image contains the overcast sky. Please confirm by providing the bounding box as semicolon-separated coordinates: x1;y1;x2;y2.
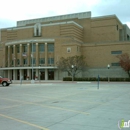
0;0;130;29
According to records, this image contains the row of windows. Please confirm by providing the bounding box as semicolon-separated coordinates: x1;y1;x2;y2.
12;58;54;65
111;62;120;66
111;50;122;55
10;43;54;53
67;46;81;53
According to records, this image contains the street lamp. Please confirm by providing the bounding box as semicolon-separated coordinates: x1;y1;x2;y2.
71;65;74;81
107;64;110;83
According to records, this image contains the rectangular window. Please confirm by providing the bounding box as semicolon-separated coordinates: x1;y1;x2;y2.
127;35;130;40
31;44;36;52
23;59;27;65
11;46;13;54
117;25;118;30
48;58;54;64
31;58;36;64
39;44;45;52
17;59;20;65
67;47;71;53
17;45;20;53
48;43;54;52
111;51;122;55
23;45;27;52
39;58;45;64
111;62;120;66
12;60;13;65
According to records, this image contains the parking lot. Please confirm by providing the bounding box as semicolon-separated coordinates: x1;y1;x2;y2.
0;82;130;130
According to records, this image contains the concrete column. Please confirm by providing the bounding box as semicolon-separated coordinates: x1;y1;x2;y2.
15;69;18;80
27;69;30;79
45;69;48;80
13;45;16;67
36;69;38;79
27;43;30;66
13;69;16;80
36;43;39;66
29;69;32;79
8;46;11;67
8;70;10;78
20;69;23;80
45;43;48;66
20;44;23;66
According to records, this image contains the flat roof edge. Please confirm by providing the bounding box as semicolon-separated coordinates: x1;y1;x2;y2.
17;11;91;27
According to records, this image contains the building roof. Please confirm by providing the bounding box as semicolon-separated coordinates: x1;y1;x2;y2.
17;11;91;27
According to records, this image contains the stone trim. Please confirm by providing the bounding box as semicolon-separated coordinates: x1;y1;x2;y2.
5;39;55;46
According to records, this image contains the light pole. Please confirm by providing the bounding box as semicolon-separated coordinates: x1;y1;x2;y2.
71;65;74;81
107;64;110;83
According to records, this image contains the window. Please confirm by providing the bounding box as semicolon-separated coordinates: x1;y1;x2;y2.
127;35;130;40
67;47;71;53
17;45;20;53
17;59;20;65
39;43;45;52
31;44;36;52
31;58;36;64
48;58;54;64
23;45;27;52
12;60;13;65
111;51;122;55
111;62;120;66
77;46;80;52
117;25;118;30
48;43;54;52
39;58;45;64
23;59;27;65
11;46;13;54
34;23;41;37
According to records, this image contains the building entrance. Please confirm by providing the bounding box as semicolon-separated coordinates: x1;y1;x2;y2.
17;70;20;80
40;71;45;80
23;69;27;80
48;70;54;80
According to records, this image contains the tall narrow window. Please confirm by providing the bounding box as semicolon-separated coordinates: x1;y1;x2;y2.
31;58;36;64
127;35;129;40
34;23;41;37
17;59;20;65
39;43;45;52
48;43;54;52
11;46;13;54
17;45;20;53
117;25;118;30
31;44;36;52
23;44;27;52
23;59;27;65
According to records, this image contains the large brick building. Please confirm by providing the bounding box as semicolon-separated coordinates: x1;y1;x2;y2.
0;11;130;80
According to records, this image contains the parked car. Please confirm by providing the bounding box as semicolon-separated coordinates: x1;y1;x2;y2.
0;76;12;86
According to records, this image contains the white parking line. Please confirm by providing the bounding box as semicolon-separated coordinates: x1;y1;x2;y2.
77;82;91;83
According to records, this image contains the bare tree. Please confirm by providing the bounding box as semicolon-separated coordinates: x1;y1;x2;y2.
57;55;87;77
117;53;130;77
